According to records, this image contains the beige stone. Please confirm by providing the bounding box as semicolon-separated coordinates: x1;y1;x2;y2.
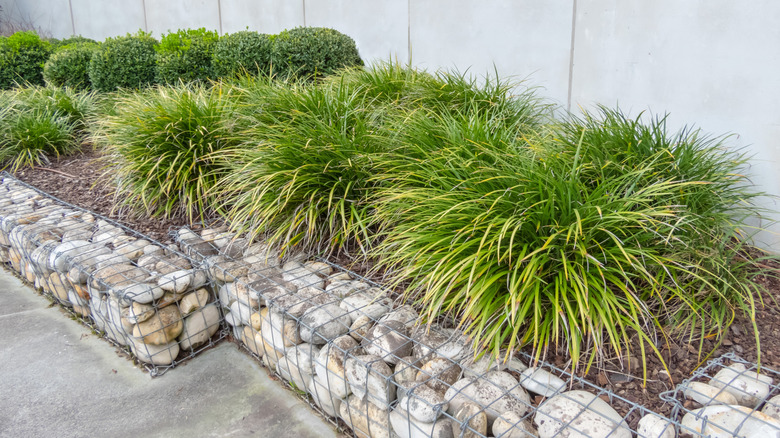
179;288;210;315
132;305;183;345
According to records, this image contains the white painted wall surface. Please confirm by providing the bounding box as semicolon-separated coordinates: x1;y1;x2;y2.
1;0;779;248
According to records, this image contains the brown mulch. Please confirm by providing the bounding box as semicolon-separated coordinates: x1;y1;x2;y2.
11;149;780;425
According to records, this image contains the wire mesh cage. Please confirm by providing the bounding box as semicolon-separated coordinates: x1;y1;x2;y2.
660;352;780;437
0;174;225;376
174;225;707;438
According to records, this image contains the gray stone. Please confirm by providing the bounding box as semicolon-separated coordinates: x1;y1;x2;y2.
394;356;424;402
416;357;462;395
230;300;254;326
117;283;165;305
350;315;375;343
534;390;630;438
269;287;332;318
763;394;780;421
282;261;324;290
411;327;469;361
346;354;396;406
363;320;412;365
326;279;369;298
378;305;419;330
300;304;352;344
445;371;531;424
260;307;301;351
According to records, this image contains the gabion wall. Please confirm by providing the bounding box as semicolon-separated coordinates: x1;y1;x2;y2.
0;175;224;375
4;172;779;437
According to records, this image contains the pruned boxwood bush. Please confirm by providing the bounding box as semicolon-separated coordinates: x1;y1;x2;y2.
0;31;52;89
271;27;363;80
156;28;219;84
212;30;272;78
88;31;158;92
49;36;97;50
44;43;99;89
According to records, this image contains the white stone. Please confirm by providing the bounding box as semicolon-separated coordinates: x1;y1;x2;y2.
260;308;301;351
445;371;531;424
412;327;469;361
681;404;780;438
345;354;396;407
178;304;220;350
340;394;392;438
341;287;393;323
277;343;321;392
683;381;739;406
315;335;359;399
117;283;165;306
637;413;674;438
534;390;631;438
300;303;352;345
282;261;324;290
709;363;773;408
179;288;209;315
462;352;529;378
519;367;566;397
308;373;344;417
48;240;94;272
763;394;780;421
493;411;536;438
400;384;447;423
129;337;180;366
390;405;454;438
230;300;254;326
326;280;369;298
158;269;194;293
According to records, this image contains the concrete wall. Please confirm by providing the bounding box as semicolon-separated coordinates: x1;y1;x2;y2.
1;0;779;248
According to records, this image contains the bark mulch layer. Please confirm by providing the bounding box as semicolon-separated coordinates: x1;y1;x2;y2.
12;150;780;425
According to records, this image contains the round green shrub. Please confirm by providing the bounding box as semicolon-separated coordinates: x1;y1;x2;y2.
44;43;99;89
271;27;363;80
0;31;52;89
88;32;158;92
49;36;97;50
156;28;219;84
212;30;272;78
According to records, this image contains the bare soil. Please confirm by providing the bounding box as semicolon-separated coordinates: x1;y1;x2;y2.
12;149;780;424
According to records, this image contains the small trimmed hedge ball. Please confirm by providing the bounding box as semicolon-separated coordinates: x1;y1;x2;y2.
88;32;158;92
212;30;273;78
271;27;363;80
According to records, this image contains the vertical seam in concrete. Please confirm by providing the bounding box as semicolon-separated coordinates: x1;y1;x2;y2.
407;0;411;63
217;0;223;34
302;0;306;27
68;0;76;36
141;0;148;32
566;0;578;112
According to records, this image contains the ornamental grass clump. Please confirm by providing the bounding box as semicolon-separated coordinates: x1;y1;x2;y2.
216;79;382;254
370;101;767;372
0;86;96;171
96;83;239;222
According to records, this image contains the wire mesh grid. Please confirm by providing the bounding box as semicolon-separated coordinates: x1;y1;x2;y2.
0;174;225;376
659;352;780;437
174;225;701;438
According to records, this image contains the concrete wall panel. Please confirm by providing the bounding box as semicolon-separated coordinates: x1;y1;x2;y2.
409;0;573;105
145;0;220;35
571;0;780;247
220;0;304;35
305;0;408;64
1;0;73;38
69;0;145;40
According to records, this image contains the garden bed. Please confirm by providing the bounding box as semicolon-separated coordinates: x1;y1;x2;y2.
12;142;780;427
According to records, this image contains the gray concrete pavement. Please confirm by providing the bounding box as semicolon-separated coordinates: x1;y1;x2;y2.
0;270;340;438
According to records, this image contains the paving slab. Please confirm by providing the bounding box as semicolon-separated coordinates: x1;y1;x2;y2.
0;269;340;438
